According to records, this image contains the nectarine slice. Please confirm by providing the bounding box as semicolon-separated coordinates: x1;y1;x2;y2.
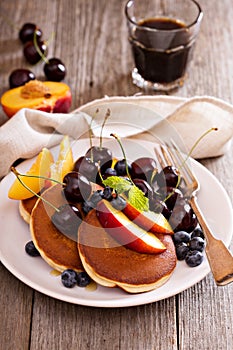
50;135;74;181
123;201;173;235
96;200;166;254
1;80;72;118
8;148;54;200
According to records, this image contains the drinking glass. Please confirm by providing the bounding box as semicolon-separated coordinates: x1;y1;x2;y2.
125;0;203;91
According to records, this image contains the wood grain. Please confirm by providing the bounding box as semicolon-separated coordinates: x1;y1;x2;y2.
0;1;233;349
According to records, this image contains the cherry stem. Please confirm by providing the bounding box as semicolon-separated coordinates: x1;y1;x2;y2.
89;110;98;162
33;30;49;64
110;133;133;184
11;167;64;212
164;127;218;204
100;109;110;149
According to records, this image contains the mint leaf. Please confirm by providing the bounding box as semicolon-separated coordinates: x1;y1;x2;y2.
102;176;132;193
102;176;149;211
128;186;149;211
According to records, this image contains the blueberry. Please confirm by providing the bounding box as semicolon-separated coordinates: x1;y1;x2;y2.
90;190;104;204
114;159;131;176
191;227;205;239
189;237;205;252
82;190;104;214
77;272;92;287
175;242;190;260
102;186;113;201
185;250;203;267
25;241;40;257
82;200;94;215
173;230;191;244
111;195;127;210
61;269;78;288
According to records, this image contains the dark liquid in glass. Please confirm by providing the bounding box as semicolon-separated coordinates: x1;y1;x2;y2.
130;17;194;84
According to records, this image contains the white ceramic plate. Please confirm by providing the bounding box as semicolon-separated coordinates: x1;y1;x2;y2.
0;138;232;308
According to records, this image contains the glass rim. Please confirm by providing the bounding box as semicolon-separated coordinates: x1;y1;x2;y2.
125;0;203;32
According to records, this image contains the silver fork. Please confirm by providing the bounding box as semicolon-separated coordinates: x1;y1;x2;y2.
154;142;233;286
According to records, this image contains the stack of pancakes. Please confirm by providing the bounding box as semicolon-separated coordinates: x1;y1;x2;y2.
21;184;177;293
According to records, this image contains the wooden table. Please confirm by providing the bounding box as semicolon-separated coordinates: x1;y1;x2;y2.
0;1;233;349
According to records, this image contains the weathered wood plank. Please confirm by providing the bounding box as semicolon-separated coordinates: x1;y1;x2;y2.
29;293;177;350
0;0;233;349
0;263;33;349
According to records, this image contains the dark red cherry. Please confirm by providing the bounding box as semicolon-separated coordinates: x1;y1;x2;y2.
169;200;198;233
133;178;153;199
51;204;82;238
158;186;183;211
9;69;35;88
23;40;48;64
149;197;171;219
73;156;99;183
85;146;112;172
19;23;42;43
44;58;66;81
156;166;180;188
63;172;91;202
131;157;157;183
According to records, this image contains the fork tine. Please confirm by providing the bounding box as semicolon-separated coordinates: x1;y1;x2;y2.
154;144;171;169
164;140;199;195
156;140;233;287
169;140;195;184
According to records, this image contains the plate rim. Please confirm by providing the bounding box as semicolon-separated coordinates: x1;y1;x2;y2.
0;138;232;307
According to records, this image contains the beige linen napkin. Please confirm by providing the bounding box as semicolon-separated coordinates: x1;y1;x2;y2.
0;95;233;178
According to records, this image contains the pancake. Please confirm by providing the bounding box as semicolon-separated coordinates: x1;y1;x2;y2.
19;196;38;224
78;210;177;293
30;184;84;273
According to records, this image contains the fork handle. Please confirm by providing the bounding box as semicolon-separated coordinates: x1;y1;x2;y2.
190;196;233;286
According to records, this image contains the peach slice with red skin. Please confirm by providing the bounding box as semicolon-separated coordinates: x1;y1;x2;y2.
123;201;173;235
1;80;72;118
96;199;166;255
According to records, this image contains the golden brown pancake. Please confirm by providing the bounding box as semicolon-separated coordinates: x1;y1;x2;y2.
19;196;38;224
78;210;177;293
30;184;84;272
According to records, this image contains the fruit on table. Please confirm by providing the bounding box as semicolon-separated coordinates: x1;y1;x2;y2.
131;157;157;183
73;156;99;183
51;203;82;237
9;69;36;88
50;135;74;182
114;158;132;176
1;80;72;118
8;148;54;200
169;200;198;233
19;23;42;44
25;240;40;257
85;146;112;172
44;58;66;82
132;178;153;199
63;171;92;203
122;201;173;235
172;227;205;266
156;165;180;188
23;39;48;64
96;199;166;254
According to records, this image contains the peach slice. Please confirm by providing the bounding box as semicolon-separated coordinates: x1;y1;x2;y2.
123;201;173;235
8;148;54;200
50;135;74;182
96;199;166;254
1;80;72;118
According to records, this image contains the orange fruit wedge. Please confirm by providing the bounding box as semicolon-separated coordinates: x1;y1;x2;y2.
50;135;74;182
8;148;54;200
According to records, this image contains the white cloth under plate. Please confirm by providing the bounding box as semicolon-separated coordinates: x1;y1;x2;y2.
0;95;233;178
